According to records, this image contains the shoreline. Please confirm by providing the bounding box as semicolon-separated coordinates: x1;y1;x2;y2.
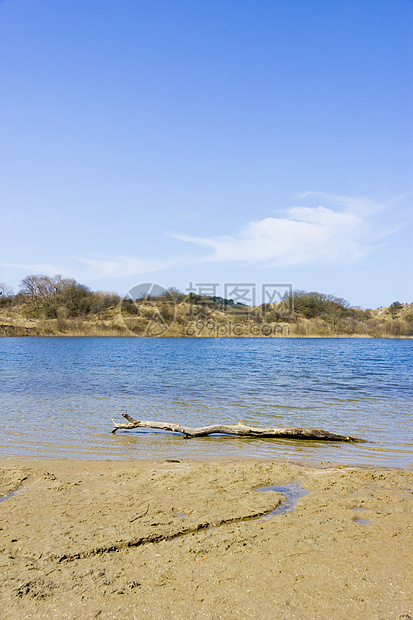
2;332;413;339
1;454;412;468
1;457;412;619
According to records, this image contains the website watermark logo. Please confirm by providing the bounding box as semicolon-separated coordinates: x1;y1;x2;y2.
120;281;293;336
184;320;290;338
120;282;178;336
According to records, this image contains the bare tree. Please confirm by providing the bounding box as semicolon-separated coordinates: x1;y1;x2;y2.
0;282;14;298
19;274;60;306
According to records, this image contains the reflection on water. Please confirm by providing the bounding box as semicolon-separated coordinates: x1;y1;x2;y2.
0;337;412;467
257;483;309;518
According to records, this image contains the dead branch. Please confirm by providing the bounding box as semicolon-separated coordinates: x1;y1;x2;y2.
111;414;363;442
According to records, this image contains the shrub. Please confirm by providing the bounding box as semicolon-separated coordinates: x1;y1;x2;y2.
286;290;349;320
389;301;404;316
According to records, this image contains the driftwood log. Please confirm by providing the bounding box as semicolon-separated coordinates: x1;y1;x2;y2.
111;413;363;442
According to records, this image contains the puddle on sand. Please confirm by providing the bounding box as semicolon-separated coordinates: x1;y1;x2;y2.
257;483;309;520
0;491;18;503
352;507;372;524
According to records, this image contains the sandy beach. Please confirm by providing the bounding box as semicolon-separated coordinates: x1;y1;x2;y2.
0;457;412;619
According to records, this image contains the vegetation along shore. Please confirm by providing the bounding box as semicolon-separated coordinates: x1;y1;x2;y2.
1;274;412;338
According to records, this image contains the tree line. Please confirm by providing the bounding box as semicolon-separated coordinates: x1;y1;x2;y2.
0;274;120;318
0;273;412;338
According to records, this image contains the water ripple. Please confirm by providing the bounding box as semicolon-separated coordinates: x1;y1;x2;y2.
0;337;412;466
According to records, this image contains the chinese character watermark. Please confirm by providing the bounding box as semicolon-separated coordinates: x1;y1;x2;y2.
120;282;178;336
262;283;293;314
185;282;220;297
224;283;256;307
119;281;293;336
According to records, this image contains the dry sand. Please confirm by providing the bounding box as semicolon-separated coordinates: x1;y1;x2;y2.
0;457;412;620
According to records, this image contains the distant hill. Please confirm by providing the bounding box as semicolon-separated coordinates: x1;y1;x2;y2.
1;275;412;338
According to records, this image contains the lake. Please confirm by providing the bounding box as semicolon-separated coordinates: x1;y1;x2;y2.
0;337;412;467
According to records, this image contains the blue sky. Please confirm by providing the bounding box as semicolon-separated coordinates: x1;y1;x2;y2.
1;0;412;308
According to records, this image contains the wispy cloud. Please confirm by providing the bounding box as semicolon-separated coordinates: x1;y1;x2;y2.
2;194;402;285
172;194;397;266
0;256;181;290
76;254;181;280
0;262;64;275
299;191;382;216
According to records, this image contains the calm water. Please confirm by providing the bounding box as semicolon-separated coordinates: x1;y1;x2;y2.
0;337;412;467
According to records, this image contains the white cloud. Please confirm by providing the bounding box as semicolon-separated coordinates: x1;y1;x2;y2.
172;195;396;266
76;254;181;280
0;262;64;275
2;194;401;286
0;255;182;286
299;191;382;216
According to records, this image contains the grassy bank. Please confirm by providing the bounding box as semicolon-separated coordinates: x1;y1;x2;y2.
1;297;413;338
1;274;412;338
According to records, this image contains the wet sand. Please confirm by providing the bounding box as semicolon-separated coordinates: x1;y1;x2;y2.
0;457;412;619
